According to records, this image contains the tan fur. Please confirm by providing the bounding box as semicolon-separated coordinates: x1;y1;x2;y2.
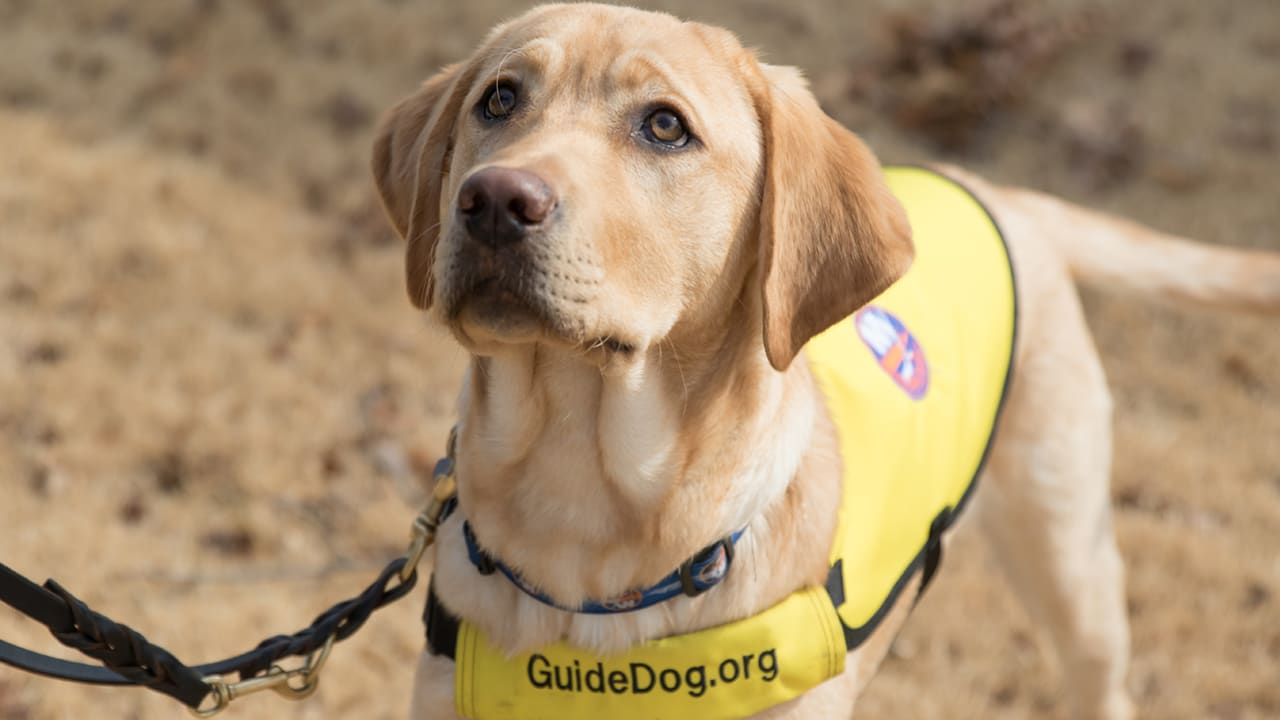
370;5;1280;719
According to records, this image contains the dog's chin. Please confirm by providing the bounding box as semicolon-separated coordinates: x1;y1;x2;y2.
447;280;551;350
446;282;639;362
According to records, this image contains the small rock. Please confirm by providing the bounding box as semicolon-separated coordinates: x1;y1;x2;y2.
321;447;345;478
991;682;1018;707
1114;485;1142;509
201;528;256;557
28;464;50;496
119;495;148;525
1116;40;1155;77
36;425;60;445
1243;582;1272;611
23;341;66;366
1220;353;1263;391
4;281;37;304
321;90;373;137
150;451;186;494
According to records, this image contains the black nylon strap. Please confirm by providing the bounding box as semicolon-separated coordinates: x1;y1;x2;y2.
917;506;953;594
423;583;460;660
1;558;418;708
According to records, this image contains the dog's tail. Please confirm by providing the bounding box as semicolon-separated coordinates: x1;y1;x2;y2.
1007;187;1280;314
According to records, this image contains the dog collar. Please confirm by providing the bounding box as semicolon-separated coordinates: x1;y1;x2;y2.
463;521;745;614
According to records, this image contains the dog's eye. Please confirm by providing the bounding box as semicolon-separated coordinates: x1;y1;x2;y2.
481;83;518;120
642;108;689;147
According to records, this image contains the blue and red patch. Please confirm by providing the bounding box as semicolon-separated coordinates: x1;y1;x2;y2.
855;306;929;400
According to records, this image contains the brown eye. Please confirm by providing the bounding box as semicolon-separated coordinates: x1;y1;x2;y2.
643;108;689;146
482;84;518;120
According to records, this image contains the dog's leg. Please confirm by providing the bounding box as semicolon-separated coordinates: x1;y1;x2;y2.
409;652;464;720
974;244;1134;720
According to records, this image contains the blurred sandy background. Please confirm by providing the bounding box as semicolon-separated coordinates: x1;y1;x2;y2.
0;1;1277;718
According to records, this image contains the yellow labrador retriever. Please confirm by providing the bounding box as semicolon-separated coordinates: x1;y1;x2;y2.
371;5;1280;719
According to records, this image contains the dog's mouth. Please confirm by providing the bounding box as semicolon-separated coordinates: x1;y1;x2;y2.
446;275;637;358
447;273;554;343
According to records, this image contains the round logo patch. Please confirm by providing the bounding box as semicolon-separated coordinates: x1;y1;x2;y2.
855;306;928;400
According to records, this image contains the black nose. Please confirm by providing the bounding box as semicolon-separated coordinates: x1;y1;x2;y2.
457;167;558;247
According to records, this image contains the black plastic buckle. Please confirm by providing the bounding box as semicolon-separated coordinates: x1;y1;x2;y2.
678;536;734;598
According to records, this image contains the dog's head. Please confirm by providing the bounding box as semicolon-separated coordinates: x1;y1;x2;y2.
372;3;912;370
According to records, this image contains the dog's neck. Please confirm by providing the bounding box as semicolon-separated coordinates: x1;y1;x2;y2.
441;317;841;653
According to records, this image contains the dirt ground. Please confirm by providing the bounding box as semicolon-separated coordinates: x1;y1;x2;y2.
0;1;1277;718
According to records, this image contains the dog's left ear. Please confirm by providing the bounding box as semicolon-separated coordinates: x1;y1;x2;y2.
745;62;914;371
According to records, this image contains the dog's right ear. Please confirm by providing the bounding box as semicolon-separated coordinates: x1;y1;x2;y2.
371;63;472;309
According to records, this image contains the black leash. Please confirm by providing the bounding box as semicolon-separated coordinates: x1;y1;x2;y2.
0;557;414;710
0;440;458;716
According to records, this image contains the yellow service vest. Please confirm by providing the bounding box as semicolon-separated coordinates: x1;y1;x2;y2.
443;166;1016;720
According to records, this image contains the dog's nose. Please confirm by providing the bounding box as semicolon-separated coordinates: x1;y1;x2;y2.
458;167;557;246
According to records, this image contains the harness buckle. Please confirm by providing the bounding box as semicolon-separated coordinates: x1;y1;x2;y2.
190;633;334;717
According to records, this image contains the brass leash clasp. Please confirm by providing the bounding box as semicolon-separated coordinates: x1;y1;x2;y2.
191;633;334;717
401;427;459;584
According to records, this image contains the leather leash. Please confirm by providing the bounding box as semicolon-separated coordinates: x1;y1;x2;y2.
0;438;458;717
